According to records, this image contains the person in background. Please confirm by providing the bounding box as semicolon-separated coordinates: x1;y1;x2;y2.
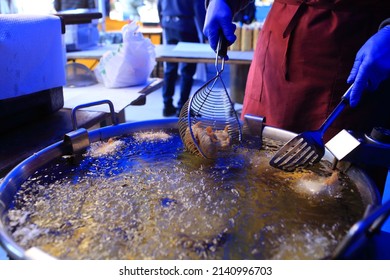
54;0;96;11
158;0;206;117
120;0;144;22
203;0;390;188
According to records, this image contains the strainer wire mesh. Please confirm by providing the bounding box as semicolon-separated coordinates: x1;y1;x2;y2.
178;52;242;158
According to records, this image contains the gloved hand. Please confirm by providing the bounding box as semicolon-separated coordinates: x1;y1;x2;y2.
203;0;237;53
347;26;390;107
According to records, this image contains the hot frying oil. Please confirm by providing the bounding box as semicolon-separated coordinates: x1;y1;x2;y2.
6;130;364;259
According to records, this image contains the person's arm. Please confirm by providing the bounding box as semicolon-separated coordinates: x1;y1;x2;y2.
205;0;252;14
347;19;390;107
203;0;253;51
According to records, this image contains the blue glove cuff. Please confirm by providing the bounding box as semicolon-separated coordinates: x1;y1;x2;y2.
379;18;390;30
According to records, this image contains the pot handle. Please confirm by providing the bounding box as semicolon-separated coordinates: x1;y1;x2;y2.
71;100;118;130
331;199;390;259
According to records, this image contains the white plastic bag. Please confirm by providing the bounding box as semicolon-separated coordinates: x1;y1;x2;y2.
95;22;156;88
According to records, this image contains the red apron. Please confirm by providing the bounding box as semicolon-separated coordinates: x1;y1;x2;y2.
241;0;390;140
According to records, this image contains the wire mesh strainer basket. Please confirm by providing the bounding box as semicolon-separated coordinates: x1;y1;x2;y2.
178;38;242;159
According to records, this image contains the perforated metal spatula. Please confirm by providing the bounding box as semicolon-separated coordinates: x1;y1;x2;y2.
269;84;354;171
178;36;242;159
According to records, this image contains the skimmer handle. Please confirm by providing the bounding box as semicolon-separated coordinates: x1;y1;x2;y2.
341;83;353;102
319;83;354;134
215;35;228;73
216;35;228;59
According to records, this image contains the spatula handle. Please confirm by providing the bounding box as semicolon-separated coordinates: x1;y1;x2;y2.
319;83;354;134
341;83;354;102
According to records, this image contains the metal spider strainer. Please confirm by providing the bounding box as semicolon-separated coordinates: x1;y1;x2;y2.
178;37;242;159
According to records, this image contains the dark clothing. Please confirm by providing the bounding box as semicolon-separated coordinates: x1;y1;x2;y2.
205;0;253;16
54;0;96;11
160;28;199;110
158;0;206;111
158;0;205;33
233;1;255;24
240;0;390;141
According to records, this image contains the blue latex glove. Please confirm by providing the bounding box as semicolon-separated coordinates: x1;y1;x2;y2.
347;26;390;107
203;0;237;53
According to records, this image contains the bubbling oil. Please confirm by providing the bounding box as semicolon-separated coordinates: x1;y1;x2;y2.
6;129;364;260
